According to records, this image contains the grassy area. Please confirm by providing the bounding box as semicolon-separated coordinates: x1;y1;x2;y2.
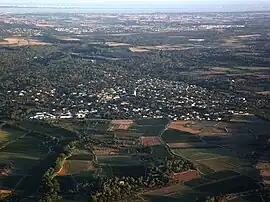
172;148;232;161
97;155;140;165
1;135;46;156
162;129;202;143
0;175;23;189
229;194;263;202
0;126;26;143
204;170;240;180
0;134;49;174
17;120;77;139
184;177;213;187
129;124;165;136
135;118;169;126
194;162;215;175
149;145;173;158
193;175;259;195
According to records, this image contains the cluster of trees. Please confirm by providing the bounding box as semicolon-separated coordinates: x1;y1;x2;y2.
37;140;78;202
75;156;195;202
142;156;195;175
262;185;270;201
77;174;169;202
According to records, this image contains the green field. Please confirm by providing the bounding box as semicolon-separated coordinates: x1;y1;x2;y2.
149;145;173;158
0;175;23;189
228;194;263;202
97;155;140;165
172;148;235;161
204;170;240;180
162;129;202;143
135;118;169;126
184;177;213;187
193;175;259;195
17;120;77;139
67;154;93;161
0;135;48;175
129;124;165;136
0;125;26;143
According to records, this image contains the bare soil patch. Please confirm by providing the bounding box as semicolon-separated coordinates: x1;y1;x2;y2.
169;121;201;134
57;160;93;176
141;136;161;146
0;38;51;46
256;91;270;95
129;47;149;52
35;23;54;27
109;120;133;131
170;170;200;182
105;42;130;46
111;120;133;125
94;147;120;156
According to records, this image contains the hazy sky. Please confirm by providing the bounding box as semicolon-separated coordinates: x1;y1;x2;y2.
1;0;269;12
2;0;269;5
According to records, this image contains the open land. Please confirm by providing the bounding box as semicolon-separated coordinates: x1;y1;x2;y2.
0;11;270;202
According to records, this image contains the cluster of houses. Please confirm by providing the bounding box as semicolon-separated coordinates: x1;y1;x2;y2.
19;77;249;121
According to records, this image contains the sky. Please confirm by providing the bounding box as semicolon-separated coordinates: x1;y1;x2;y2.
2;0;269;5
1;0;269;12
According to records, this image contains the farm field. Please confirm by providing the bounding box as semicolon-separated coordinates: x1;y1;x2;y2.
135;118;169;126
97;155;140;165
0;37;51;46
0;125;26;143
192;175;259;195
57;160;93;176
0;135;48;175
17;120;77;139
108;120;133;131
129;124;165;136
168;121;201;134
162;129;202;143
148;145;173;158
141;183;190;199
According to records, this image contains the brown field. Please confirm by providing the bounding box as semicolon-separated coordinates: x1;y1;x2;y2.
260;170;270;184
169;121;201;134
0;189;11;199
0;38;51;46
57;160;93;176
0;130;9;142
111;120;133;125
59;37;80;41
211;67;234;71
141;136;161;146
108;120;133;131
94;147;120;156
105;42;130;46
256;91;270;95
235;34;261;38
0;189;11;194
35;23;54;27
129;47;149;52
170;170;200;182
235;66;270;70
56;165;66;176
223;38;245;48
